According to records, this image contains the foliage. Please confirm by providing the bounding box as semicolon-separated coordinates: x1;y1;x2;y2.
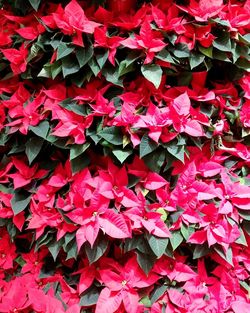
0;0;250;312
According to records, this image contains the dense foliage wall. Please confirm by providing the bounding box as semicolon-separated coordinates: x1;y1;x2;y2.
0;0;250;312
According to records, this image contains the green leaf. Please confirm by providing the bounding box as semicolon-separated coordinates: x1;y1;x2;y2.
172;44;190;58
193;244;210;259
139;134;158;158
29;121;50;139
71;154;90;174
62;55;80;77
88;58;100;76
57;43;74;61
118;59;136;77
213;33;232;52
136;251;156;275
213;50;231;62
35;230;54;251
48;239;64;261
235;227;247;246
150;285;168;304
99;126;123;145
156;49;175;63
170;231;183;250
143;150;165;173
80;285;99;305
238;33;250;45
70;143;90;160
96;51;109;69
148;235;168;258
198;46;213;58
76;46;93;68
166;142;185;163
58;98;88;116
112;149;132;163
190;53;205;69
238;209;250;221
66;240;78;260
243;221;250;236
140;296;151;308
181;224;195;241
28;0;41;11
214;245;233;266
84;237;108;264
102;67;123;86
11;192;31;215
25;137;44;164
141;64;163;89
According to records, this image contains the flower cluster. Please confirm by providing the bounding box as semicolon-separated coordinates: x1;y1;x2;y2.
0;0;250;312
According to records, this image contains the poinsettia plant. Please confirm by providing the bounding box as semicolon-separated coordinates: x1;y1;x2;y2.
0;0;250;312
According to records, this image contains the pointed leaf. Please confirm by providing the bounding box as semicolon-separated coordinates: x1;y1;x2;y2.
139;134;158;158
29;121;50;139
25;137;44;164
11;192;31;215
99;127;123;145
141;64;162;89
148;235;168;258
28;0;41;11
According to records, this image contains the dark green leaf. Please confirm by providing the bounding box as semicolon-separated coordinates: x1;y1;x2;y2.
96;51;109;69
70;143;90;160
172;44;190;58
11;192;31;215
156;49;175;63
148;235;168;258
136;251;156;275
71;154;90;174
124;236;151;254
59;99;88;116
181;224;195;241
80;285;99;305
118;60;136;77
213;50;231;62
25;137;44;164
84;237;108;264
139;134;158;158
102;67;123;86
243;221;250;236
88;58;100;76
166;142;185;163
213;33;232;52
76;46;94;68
57;43;74;61
239;33;250;45
112;149;132;163
193;244;210;259
35;230;55;251
238;209;250;221
50;61;62;79
235;228;247;246
198;46;213;58
150;285;168;304
170;231;183;250
48;238;64;261
28;0;41;11
141;64;163;89
62;55;80;77
66;241;78;260
99;126;123;145
190;53;205;69
214;245;233;266
29;121;50;139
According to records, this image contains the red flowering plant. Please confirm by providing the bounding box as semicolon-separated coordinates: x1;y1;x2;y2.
0;0;250;312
